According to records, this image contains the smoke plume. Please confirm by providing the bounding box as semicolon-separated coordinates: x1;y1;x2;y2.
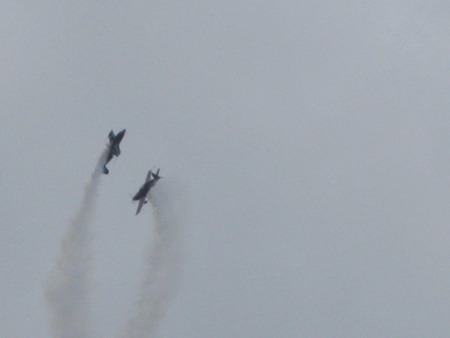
46;149;107;338
125;183;185;338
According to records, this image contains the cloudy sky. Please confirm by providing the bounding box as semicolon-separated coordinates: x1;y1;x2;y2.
2;1;450;337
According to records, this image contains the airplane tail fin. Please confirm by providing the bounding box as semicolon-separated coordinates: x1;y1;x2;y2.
151;168;162;180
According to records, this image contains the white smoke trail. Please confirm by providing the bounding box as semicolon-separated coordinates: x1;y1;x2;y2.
125;183;185;338
46;149;108;338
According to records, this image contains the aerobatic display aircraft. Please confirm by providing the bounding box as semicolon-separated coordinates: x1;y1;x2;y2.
103;129;126;174
133;169;162;215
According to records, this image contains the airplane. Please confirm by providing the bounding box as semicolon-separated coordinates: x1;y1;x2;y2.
133;169;162;215
103;129;126;174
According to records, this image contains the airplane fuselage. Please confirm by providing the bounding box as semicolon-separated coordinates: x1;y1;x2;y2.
132;180;156;201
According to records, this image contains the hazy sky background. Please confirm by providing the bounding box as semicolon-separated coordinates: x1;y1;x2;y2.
2;1;450;337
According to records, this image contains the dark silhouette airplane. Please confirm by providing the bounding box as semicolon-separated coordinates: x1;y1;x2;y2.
103;129;126;174
133;169;162;215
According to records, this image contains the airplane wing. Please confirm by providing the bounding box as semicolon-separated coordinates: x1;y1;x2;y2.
108;130;115;143
136;198;145;215
145;170;152;183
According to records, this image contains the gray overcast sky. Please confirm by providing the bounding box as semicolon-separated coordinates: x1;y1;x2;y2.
2;1;450;337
